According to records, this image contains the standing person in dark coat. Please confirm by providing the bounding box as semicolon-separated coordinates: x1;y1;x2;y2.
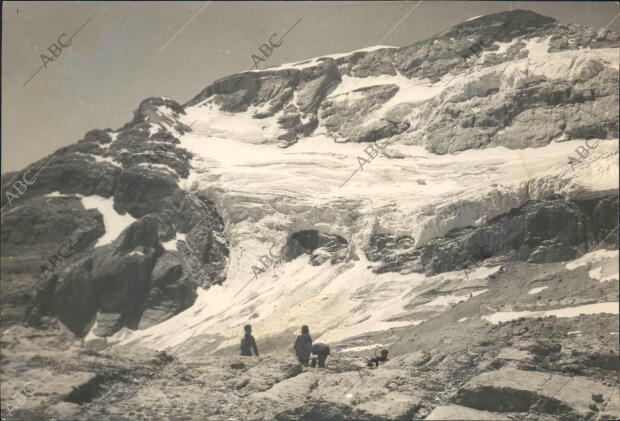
293;325;312;366
240;325;259;357
310;343;330;368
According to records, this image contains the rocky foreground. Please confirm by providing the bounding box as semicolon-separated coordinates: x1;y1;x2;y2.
1;316;618;421
2;256;618;420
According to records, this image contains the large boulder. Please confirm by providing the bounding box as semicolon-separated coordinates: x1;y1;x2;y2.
453;368;620;418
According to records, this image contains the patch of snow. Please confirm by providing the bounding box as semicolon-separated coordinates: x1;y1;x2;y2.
328;72;445;123
565;249;618;269
588;267;603;279
339;343;386;353
265;45;397;71
330;90;367;103
148;123;161;136
128;250;144;256
45;191;74;198
70;151;122;168
113;257;429;350
482;302;619;324
588;265;619;283
458;317;468;322
327;45;398;58
491;38;520;55
162;232;188;251
157;104;179;120
112;253;507;354
91;154;122;168
250;100;273;115
137;162;178;176
528;286;548;295
466;15;483;22
523;36;551;59
467;265;503;280
567;330;581;335
184;103;285;143
105;327;137;346
84;322;100;342
80;195;136;247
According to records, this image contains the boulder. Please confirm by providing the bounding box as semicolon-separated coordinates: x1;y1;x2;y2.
453;368;618;417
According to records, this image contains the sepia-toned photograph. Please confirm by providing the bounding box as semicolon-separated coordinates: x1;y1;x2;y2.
1;1;619;420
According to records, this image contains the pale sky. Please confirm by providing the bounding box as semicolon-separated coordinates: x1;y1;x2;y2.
2;1;618;172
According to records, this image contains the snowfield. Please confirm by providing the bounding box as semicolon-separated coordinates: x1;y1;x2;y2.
100;32;619;354
109;120;617;351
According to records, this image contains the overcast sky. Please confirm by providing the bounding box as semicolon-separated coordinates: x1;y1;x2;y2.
2;1;619;172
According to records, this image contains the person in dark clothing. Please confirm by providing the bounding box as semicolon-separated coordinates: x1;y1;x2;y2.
367;349;389;368
240;325;259;357
310;343;330;368
293;325;312;366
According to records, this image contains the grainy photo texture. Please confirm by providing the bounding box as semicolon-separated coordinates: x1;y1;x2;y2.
1;1;619;420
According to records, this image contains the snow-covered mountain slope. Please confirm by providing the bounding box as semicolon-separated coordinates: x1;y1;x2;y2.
2;9;618;347
100;11;618;352
110;128;617;352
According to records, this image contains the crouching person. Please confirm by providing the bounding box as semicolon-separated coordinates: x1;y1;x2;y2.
367;349;389;368
310;343;330;368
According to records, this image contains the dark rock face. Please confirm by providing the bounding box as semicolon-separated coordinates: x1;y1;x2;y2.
122;97;188;132
319;85;407;143
367;236;417;274
453;384;575;415
368;195;619;275
425;71;619;154
79;129;112;145
40;215;163;336
282;230;351;266
186;62;342;145
2;98;229;336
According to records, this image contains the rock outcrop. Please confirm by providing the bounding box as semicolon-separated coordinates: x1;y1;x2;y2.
2;99;229;335
367;194;619;275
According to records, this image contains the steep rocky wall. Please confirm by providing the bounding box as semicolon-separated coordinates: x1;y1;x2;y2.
1;99;229;336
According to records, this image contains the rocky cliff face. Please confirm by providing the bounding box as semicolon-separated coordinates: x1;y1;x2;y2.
2;97;230;335
368;194;618;275
1;9;618;421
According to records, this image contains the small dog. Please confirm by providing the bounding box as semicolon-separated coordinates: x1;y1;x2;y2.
367;349;389;368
